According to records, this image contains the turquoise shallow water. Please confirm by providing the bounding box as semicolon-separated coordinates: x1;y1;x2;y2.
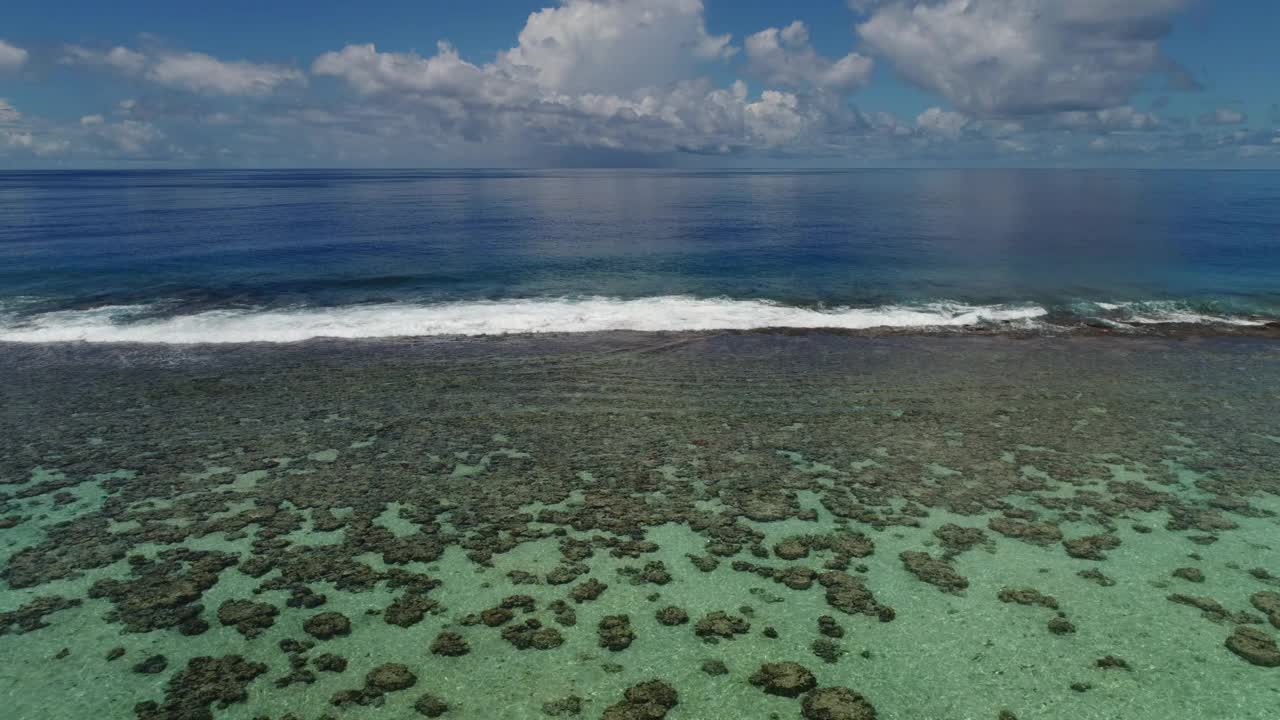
1;334;1279;720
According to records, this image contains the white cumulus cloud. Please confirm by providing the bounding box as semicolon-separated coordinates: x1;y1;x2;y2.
0;99;20;123
1056;106;1161;132
310;0;879;157
63;44;305;96
148;51;306;96
500;0;734;94
744;21;873;93
857;0;1192;117
1199;108;1246;126
0;40;28;72
916;107;969;137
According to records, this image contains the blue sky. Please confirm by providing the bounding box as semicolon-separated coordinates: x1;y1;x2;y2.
0;0;1277;167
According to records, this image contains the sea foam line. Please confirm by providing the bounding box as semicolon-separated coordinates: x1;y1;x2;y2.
0;297;1049;344
1077;300;1269;327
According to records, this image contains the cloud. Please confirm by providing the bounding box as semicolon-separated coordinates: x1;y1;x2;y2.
63;44;305;96
501;0;733;93
2;130;69;156
915;107;969;137
151;52;305;95
0;40;28;72
857;0;1193;116
315;0;735;97
1198;108;1246;126
91;120;164;154
0;99;20;123
312;42;495;98
744;21;873;93
1055;106;1161;132
8;0;1271;167
311;0;881;157
64;45;146;73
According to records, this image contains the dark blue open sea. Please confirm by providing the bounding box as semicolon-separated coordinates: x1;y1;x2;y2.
1;169;1277;342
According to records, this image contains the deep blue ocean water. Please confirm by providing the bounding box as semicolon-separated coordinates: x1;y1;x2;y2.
0;169;1277;342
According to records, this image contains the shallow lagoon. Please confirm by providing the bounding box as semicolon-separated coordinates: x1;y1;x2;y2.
2;333;1278;720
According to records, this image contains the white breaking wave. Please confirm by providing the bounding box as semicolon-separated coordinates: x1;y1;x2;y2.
1080;301;1268;327
0;297;1050;344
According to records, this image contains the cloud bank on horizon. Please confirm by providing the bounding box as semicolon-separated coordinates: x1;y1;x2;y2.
0;0;1276;167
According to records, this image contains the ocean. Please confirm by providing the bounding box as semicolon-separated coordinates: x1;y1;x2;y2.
1;169;1278;341
1;170;1278;720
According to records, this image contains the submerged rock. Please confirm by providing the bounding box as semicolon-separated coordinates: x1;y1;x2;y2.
134;655;267;720
602;680;678;720
997;588;1059;609
314;653;347;673
988;517;1062;546
385;592;438;627
1077;568;1116;587
1168;594;1261;625
541;695;583;716
750;662;817;697
694;611;750;641
598;615;635;651
1048;617;1076;635
502;619;564;650
546;563;588;586
900;551;968;593
431;631;471;656
818;572;895;621
620;561;671;586
0;595;83;635
1172;567;1205;583
1095;656;1131;670
481;607;514;627
286;584;326;609
933;524;988;556
700;659;728;676
800;686;878;720
570;578;607;603
1225;626;1280;667
549;599;577;627
87;551;235;634
813;638;844;664
656;606;689;626
216;599;278;638
133;655;168;674
508;570;540;585
366;663;417;692
413;693;449;717
1250;591;1280;628
774;537;810;560
303;611;351;640
1062;534;1121;560
500;595;537;612
686;554;720;572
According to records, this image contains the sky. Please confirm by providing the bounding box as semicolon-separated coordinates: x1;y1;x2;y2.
0;0;1277;168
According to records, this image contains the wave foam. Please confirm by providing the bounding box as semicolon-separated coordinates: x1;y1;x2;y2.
1078;301;1268;327
0;297;1049;344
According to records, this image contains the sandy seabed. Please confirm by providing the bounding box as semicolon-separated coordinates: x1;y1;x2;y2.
1;332;1278;720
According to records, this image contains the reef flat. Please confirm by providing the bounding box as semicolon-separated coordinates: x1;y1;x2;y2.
1;333;1278;720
